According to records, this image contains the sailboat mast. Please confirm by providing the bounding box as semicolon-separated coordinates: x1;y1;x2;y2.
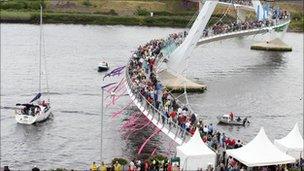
39;5;42;96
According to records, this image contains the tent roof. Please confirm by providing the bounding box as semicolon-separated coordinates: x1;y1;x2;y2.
177;129;215;156
226;128;296;167
274;123;303;151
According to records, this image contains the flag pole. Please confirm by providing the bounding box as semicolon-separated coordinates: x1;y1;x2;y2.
100;82;117;163
101;87;104;162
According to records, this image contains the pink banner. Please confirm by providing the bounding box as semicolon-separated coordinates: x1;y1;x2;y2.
138;128;161;155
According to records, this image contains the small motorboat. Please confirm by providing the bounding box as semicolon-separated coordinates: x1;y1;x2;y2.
217;114;250;126
98;62;109;72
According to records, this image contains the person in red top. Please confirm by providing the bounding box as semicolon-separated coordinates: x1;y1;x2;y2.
202;135;208;143
225;137;231;146
147;96;153;104
170;111;177;119
167;162;172;171
230;139;236;147
144;160;149;171
181;115;187;124
190;127;196;135
230;158;237;168
230;112;234;121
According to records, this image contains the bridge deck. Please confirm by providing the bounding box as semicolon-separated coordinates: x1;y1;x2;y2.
197;20;290;45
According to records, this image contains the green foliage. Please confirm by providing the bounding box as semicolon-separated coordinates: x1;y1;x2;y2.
82;0;92;7
108;9;118;16
112;158;128;166
289;12;304;32
289;169;301;171
49;168;68;171
149;154;168;163
290;12;302;21
93;9;118;16
153;11;195;17
0;11;32;21
134;7;150;16
141;16;190;27
0;0;45;10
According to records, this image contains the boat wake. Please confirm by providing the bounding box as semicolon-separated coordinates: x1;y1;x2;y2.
1;106;19;110
59;110;99;116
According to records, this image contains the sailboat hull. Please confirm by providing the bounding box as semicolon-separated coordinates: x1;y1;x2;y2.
15;106;51;125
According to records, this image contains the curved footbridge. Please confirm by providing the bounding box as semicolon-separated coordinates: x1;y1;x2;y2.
197;20;290;45
125;0;291;146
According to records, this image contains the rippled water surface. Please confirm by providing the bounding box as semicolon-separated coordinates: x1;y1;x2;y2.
1;24;303;169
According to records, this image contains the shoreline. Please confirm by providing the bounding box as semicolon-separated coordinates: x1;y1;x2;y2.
1;20;303;33
1;11;303;32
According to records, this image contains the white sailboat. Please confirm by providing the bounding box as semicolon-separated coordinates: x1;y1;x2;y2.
15;5;52;124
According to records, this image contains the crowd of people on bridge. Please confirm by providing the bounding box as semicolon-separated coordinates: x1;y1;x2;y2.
128;32;200;138
272;8;289;20
203;19;274;37
203;9;290;37
126;3;293;170
127;27;246;161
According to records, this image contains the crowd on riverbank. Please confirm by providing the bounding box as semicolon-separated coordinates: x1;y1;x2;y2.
90;160;182;171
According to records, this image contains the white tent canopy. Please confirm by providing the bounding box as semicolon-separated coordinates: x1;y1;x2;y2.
176;129;216;170
226;128;296;167
274;123;303;159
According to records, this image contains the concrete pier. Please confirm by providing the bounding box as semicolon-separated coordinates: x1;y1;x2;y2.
251;38;292;52
158;70;207;93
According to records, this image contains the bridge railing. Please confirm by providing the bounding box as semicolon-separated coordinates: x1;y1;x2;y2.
198;18;290;43
125;66;192;144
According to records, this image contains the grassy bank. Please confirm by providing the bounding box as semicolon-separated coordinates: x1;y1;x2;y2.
288;12;304;32
0;0;303;32
1;10;236;28
1;10;192;27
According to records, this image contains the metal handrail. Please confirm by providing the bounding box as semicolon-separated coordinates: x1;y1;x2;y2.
200;18;290;39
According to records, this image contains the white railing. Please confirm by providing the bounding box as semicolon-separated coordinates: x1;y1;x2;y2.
198;19;290;45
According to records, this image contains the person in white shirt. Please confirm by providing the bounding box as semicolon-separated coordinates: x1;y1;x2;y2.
203;125;209;134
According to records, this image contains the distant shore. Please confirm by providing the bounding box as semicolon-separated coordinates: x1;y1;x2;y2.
1;0;303;32
0;11;192;28
1;10;303;32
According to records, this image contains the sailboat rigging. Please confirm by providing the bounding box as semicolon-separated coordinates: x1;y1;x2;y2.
14;5;52;124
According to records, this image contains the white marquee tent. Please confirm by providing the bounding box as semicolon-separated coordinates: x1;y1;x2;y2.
226;127;296;167
274;123;303;159
176;129;216;170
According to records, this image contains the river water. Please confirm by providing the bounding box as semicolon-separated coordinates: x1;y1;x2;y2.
1;24;303;169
